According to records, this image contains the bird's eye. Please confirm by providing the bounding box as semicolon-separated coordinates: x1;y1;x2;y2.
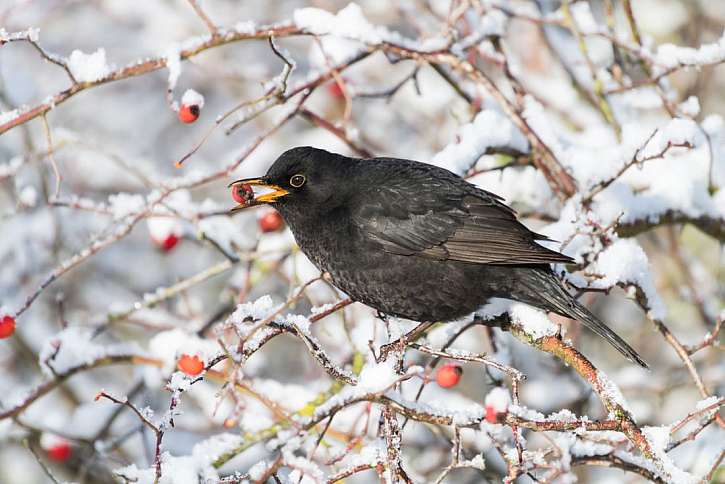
290;174;306;188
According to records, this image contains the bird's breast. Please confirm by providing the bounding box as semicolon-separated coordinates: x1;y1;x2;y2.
283;211;487;321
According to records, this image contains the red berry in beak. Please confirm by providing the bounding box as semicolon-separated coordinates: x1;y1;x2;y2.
435;363;462;388
259;211;284;233
232;183;254;205
0;315;15;339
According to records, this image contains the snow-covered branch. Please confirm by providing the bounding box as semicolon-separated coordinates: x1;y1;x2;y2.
1;1;722;482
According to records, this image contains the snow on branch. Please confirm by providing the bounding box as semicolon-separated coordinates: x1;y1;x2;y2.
1;1;723;483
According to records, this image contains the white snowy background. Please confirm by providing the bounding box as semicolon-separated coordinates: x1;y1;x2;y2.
0;1;723;483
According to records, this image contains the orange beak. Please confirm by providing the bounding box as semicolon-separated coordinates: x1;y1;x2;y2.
228;178;289;212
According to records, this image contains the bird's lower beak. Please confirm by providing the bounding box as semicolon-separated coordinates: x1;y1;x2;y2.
228;178;289;212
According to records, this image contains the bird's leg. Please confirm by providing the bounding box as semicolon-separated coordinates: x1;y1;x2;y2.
377;321;435;362
477;313;511;330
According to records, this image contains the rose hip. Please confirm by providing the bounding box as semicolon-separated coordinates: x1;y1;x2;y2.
232;183;254;205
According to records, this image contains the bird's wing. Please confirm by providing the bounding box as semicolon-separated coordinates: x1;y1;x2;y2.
351;167;573;265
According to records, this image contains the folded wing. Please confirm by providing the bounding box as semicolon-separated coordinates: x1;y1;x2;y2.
351;164;573;265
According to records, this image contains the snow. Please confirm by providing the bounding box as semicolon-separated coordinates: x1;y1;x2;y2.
679;96;701;117
108;192;145;219
638;118;699;160
357;359;398;393
484;387;511;413
115;446;225;484
293;3;385;44
168;372;194;392
38;326;140;377
67;48;111;82
522;95;564;159
39;432;68;450
228;295;275;326
18;186;38;207
0;27;40;42
431;108;528;175
596;370;632;415
294;3;445;66
694;395;722;421
589;239;666;320
233;20;257;35
146;216;183;243
571;439;614;457
655;31;725;69
164;44;181;91
570;2;600;35
146;328;219;374
283;450;326;483
3;3;724;483
643;425;700;483
181;88;204;108
479;299;560;340
247;460;270;480
0;108;21;125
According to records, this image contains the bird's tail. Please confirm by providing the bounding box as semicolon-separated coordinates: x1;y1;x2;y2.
515;268;649;369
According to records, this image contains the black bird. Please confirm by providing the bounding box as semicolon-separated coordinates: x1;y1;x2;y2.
230;146;647;368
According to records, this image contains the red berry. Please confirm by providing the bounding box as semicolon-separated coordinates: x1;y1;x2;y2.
485;405;498;423
223;418;237;428
484;387;510;423
177;354;204;376
159;234;180;252
436;363;462;388
47;441;72;462
327;79;345;99
0;315;15;339
178;103;200;123
259;211;284;233
148;218;183;252
231;183;254;205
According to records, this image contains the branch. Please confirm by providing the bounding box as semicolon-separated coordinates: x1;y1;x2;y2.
0;354;143;420
616;210;725;241
506;322;661;468
95;391;164;482
0;24;304;136
571;454;665;483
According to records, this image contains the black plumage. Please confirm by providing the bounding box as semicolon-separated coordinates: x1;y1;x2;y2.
230;146;647;368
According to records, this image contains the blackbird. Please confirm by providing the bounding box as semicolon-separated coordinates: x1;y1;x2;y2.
230;146;647;368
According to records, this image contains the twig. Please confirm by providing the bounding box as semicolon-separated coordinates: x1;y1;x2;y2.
408;343;525;381
23;439;61;484
298;107;374;158
186;0;216;34
0;24;304;136
571;454;665;483
95;391;165;482
0;354;143;420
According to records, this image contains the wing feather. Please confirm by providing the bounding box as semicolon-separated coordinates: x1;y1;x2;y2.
351;160;573;265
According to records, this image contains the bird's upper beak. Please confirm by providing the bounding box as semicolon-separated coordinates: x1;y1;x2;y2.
228;178;289;212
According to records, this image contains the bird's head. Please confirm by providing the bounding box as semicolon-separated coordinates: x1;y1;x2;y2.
228;146;355;215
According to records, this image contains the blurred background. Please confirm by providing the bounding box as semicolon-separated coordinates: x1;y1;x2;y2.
0;1;723;482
